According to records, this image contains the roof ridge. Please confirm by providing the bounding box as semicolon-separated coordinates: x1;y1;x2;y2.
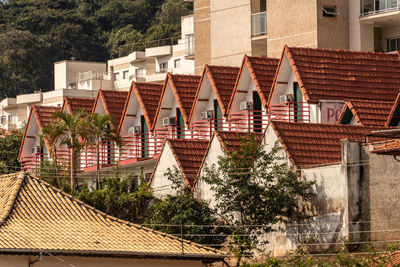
286;46;400;56
0;172;25;226
26;172;222;255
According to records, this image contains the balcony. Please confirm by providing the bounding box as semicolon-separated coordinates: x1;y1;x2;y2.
268;102;311;123
20;147;71;174
78;71;110;82
251;11;267;37
361;0;400;16
191;118;225;139
119;134;157;164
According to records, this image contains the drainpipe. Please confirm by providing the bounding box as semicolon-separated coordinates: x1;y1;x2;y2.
28;252;42;267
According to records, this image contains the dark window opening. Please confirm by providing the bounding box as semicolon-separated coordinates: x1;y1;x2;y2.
260;0;266;12
323;6;338;17
389;104;400;126
387;37;400;52
340;107;354;124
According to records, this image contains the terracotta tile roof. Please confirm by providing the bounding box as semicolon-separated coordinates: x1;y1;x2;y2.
32;105;60;129
191;65;240;119
18;105;61;160
215;131;263;153
338;99;393;126
154;74;201;128
229;55;279;112
93;90;129;128
371;139;400;155
269;121;386;169
0;172;226;259
119;82;163;133
387;251;400;266
166;139;209;188
269;46;400;104
62;97;95;114
385;91;400;127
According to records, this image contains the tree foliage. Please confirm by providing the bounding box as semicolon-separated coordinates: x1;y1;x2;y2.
0;0;192;97
147;166;229;246
77;170;153;223
201;133;315;264
0;128;23;173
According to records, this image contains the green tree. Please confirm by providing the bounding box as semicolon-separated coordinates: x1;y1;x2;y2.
147;166;230;247
202;133;315;265
108;24;143;57
85;113;122;189
0;30;54;98
0;128;23;173
51;110;88;192
77;169;153;223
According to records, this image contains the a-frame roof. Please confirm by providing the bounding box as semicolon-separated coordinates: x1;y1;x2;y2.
166;139;209;188
118;82;163;133
269;121;385;169
268;46;400;105
385;92;400;127
228;55;279;113
190;65;240;120
337;99;393;126
18;105;61;160
153;73;201;129
62;97;95;114
214;131;263;153
0;172;225;260
93;90;129;128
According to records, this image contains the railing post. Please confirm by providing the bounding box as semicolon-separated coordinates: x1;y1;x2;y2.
248;110;251;132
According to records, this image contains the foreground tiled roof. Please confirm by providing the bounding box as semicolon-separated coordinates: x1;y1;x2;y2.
269;121;385;169
191;65;239;119
338;99;393;126
94;90;129;127
269;46;400;104
229;55;279;112
119;82;163;133
63;97;95;114
155;74;201;127
166;139;209;188
215;131;263;153
0;172;226;259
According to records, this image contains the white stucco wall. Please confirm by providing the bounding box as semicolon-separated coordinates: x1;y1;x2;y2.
0;255;203;267
150;143;180;198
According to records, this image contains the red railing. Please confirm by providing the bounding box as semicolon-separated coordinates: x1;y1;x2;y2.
20;147;71;174
154;125;187;153
268;102;310;123
120;133;156;162
228;110;268;132
190;118;225;139
81;142;118;171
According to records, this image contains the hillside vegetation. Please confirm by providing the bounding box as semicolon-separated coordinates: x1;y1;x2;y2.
0;0;192;98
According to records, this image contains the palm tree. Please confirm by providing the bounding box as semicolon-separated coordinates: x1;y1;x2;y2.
85;113;122;189
40;124;65;188
51;110;88;192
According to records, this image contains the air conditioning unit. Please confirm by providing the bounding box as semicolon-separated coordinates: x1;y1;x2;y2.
32;147;41;154
240;101;253;111
163;117;176;126
279;94;294;103
200;110;213;120
128;126;141;135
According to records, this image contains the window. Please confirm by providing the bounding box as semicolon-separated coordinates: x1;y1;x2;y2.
323;6;338;17
114;72;120;81
174;59;181;68
185;33;195;55
123;70;129;79
260;0;266;12
159;62;168;73
388;37;400;52
135;68;145;78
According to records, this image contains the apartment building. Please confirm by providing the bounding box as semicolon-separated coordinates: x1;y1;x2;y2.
108;14;195;90
190;0;400;74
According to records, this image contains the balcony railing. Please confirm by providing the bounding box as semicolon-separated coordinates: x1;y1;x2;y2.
268;102;311;123
361;0;400;16
78;71;110;82
191;118;226;139
120;134;156;163
251;11;267;37
20;147;71;174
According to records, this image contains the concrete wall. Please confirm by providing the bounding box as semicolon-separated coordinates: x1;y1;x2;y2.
54;61;106;90
267;0;318;58
0;255;202;267
194;0;211;75
317;0;350;50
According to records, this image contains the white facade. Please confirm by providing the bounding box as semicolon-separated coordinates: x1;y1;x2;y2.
108;15;195;89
